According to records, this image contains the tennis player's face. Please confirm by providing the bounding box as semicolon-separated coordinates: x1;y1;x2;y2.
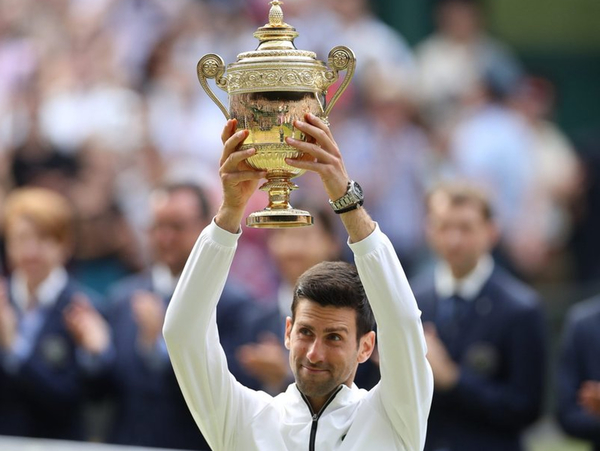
285;298;374;411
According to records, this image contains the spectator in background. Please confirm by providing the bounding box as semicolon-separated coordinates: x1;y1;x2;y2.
325;0;415;78
415;0;522;127
0;187;103;440
443;65;536;275
335;62;433;275
2;85;144;299
411;182;547;451
556;295;600;450
509;76;584;279
66;182;270;450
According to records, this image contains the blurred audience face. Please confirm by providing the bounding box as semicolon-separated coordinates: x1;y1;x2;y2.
437;0;482;41
3;188;73;288
426;188;498;278
326;0;368;21
267;219;340;286
149;188;207;276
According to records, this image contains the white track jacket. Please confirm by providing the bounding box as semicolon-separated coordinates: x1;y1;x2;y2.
163;221;433;451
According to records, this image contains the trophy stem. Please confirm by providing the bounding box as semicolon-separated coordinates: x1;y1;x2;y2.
262;176;295;210
246;176;313;228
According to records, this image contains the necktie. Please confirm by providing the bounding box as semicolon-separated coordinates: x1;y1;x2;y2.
449;294;468;322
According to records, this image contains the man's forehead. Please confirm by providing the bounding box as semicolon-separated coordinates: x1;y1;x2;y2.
294;299;356;329
430;199;486;223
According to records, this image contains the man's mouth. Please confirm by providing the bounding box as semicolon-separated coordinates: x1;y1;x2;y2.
301;365;328;374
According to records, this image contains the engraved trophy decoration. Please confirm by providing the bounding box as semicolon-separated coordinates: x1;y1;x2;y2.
197;0;355;227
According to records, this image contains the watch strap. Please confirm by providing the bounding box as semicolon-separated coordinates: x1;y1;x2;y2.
332;199;364;214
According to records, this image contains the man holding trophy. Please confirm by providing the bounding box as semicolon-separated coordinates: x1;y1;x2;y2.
163;113;433;450
163;2;433;450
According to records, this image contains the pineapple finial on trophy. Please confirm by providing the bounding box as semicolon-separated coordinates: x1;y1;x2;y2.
268;1;285;27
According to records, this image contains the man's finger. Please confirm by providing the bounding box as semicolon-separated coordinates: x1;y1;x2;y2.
221;119;238;145
221;170;266;186
304;113;335;142
221;129;250;166
292;119;334;152
284;138;329;161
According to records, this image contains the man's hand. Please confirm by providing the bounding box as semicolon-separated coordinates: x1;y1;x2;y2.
215;119;267;233
237;332;291;392
578;380;600;417
0;280;17;351
64;294;110;356
131;290;165;351
424;323;459;391
285;113;375;243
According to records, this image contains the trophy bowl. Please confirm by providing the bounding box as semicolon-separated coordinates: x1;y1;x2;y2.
197;1;355;228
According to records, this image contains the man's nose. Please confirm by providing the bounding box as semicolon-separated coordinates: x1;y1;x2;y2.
306;338;325;364
445;229;463;248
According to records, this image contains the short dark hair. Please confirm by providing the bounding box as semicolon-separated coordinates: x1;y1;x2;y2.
291;261;375;340
426;182;494;221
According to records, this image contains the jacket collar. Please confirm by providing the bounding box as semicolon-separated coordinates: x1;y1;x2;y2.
11;266;69;312
434;254;494;301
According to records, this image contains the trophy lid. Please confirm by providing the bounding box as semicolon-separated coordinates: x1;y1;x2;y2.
227;1;331;94
252;0;299;49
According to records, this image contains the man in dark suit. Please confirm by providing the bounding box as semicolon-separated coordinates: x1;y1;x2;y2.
0;187;103;440
556;295;600;450
67;182;268;450
410;182;547;451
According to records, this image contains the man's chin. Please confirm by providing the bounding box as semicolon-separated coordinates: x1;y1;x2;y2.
297;375;337;399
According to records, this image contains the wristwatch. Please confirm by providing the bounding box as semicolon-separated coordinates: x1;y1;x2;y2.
329;180;364;214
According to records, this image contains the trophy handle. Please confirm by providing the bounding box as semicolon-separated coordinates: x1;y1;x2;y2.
323;46;356;117
197;54;230;119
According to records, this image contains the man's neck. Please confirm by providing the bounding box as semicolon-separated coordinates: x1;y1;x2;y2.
450;263;477;280
300;384;347;415
307;395;327;414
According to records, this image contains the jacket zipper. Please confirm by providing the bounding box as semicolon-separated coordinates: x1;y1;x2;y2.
300;385;344;451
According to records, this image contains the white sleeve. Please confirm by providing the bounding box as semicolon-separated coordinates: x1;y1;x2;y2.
349;224;433;450
163;221;270;451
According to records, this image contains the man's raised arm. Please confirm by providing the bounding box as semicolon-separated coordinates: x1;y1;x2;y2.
163;120;269;451
286;114;433;450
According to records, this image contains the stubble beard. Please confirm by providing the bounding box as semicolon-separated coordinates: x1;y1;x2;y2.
295;364;339;403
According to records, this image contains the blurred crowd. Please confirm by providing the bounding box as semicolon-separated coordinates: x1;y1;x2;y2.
0;0;597;448
0;0;589;291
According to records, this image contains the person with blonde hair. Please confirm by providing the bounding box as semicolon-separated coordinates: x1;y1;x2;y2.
0;187;106;440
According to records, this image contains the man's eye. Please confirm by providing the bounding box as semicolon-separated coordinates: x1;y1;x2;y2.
299;328;312;336
329;334;342;342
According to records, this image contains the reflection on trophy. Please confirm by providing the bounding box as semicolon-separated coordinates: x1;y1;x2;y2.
197;0;355;228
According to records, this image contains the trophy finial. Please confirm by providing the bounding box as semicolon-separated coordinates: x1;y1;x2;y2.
269;1;284;27
254;0;296;45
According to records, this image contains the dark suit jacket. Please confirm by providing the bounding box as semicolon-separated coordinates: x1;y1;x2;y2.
100;271;266;450
0;277;91;440
557;296;600;450
411;264;547;451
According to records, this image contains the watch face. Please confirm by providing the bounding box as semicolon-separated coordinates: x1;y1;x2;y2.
352;181;363;198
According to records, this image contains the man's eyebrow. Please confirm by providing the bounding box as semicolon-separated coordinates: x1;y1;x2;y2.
296;322;314;330
296;323;349;334
323;326;349;334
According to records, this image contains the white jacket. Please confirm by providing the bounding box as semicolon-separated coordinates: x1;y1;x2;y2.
163;221;433;451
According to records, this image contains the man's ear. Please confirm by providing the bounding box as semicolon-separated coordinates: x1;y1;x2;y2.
284;317;293;350
357;331;376;364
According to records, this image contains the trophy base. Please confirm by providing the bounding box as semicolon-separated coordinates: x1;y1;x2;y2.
246;208;313;228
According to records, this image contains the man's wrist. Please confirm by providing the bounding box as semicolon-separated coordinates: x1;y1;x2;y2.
215;205;244;234
341;207;376;244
